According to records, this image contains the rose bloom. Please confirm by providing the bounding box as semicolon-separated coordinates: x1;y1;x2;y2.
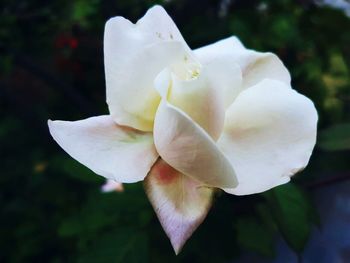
48;6;317;254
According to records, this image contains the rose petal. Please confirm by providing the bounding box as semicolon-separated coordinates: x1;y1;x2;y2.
144;159;213;254
105;40;187;131
101;179;124;193
153;101;238;188
155;57;242;140
104;5;191;131
194;36;291;89
48;115;158;183
217;79;318;195
194;36;245;57
202;56;243;109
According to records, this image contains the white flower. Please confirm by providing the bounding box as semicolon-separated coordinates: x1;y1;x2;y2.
48;5;318;254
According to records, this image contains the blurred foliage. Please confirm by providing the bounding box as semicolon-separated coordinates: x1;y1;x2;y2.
0;0;349;262
318;123;350;150
263;184;319;254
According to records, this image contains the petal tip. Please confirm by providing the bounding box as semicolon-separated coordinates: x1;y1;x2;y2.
147;5;167;14
47;119;57;136
172;241;183;255
145;160;213;255
165;220;196;255
104;15;131;28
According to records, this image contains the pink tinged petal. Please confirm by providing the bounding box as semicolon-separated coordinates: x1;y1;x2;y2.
153;101;238;188
144;159;213;254
218;79;318;195
101;179;124;193
194;36;291;89
104;5;191;131
48;115;158;183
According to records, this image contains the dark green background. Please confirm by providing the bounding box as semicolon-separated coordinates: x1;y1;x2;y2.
1;0;349;262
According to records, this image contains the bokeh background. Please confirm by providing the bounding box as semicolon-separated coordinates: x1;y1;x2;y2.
1;0;350;262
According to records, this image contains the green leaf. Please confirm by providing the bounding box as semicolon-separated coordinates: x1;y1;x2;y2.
318;123;350;151
71;0;100;27
263;183;314;253
255;203;278;233
52;156;103;183
304;195;321;228
58;184;151;238
77;227;149;263
235;217;275;258
58;217;82;237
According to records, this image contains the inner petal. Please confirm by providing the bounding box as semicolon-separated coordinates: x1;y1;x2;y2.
154;57;242;140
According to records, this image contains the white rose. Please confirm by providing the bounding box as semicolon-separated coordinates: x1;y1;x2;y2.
48;5;318;254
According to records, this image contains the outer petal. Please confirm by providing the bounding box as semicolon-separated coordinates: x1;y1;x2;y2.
104;6;190;131
218;79;318;195
153;101;238;188
48;115;158;183
194;36;291;89
144;159;213;254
